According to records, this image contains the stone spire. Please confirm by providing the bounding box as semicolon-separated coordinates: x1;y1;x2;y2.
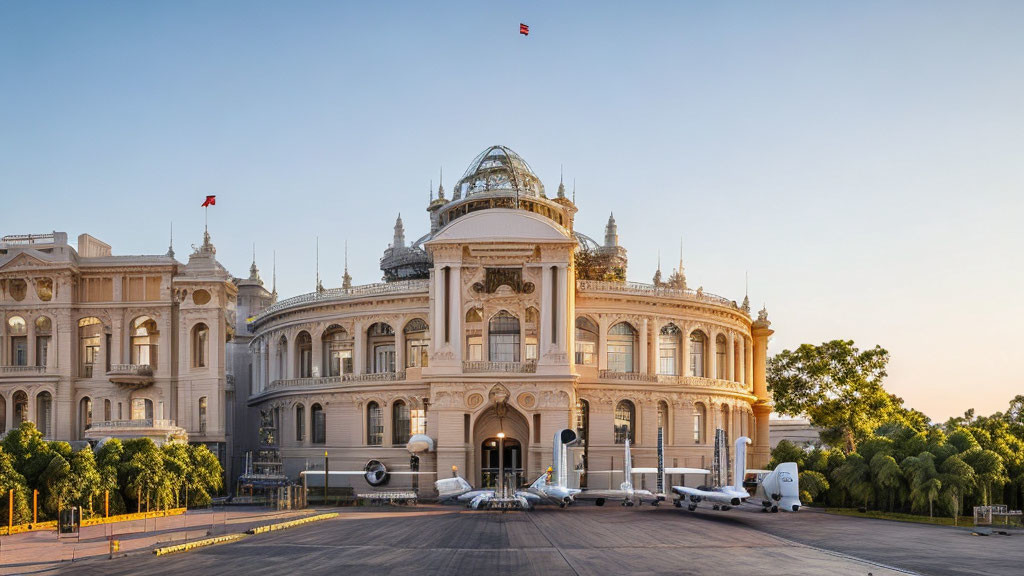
666;239;686;290
248;243;261;281
557;165;566;199
342;239;352;289
742;271;751;313
315;236;324;293
572;179;576;204
653;251;663;286
272;250;277;297
604;213;618;247
166;222;175;258
393;213;406;249
437;167;446;200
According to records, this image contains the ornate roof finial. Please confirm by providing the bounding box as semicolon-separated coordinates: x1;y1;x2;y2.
315;236;323;293
742;271;750;313
272;250;277;297
166;222;175;258
557;164;566;199
653;250;663;286
665;238;686;290
572;179;576;204
342;239;352;289
437;166;445;200
248;242;260;281
393;213;406;248
754;305;771;328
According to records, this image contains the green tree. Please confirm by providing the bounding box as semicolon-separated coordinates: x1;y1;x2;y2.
1;421;52;490
939;454;975;524
0;446;32;525
902;452;942;518
121;439;167;511
832;453;873;508
68;447;103;517
768;440;806;469
962;449;1007;506
798;470;830;504
186;444;224;507
870;452;904;512
768;340;898;453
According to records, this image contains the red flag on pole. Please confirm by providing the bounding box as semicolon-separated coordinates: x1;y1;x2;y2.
201;195;216;207
520;23;529;36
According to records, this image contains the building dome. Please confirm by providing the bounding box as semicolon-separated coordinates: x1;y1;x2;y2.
454;145;545;199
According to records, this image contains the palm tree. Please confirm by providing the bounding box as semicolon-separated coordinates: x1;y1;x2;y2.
833;453;873;509
870;453;904;512
939;454;976;525
902;452;941;518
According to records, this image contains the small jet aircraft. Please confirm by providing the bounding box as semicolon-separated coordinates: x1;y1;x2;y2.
576;432;709;507
751;461;802;512
435;429;581;510
672;435;752;511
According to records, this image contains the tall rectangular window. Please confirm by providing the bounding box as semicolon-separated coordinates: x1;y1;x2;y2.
533;414;541;443
11;337;27;366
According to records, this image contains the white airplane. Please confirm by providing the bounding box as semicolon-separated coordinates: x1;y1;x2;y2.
751;461;802;512
672;436;752;511
435;429;581;510
576;435;709;507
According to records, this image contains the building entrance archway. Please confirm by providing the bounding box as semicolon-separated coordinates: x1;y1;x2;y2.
472;401;529;488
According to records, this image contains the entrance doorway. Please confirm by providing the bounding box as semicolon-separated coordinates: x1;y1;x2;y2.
480;437;523;489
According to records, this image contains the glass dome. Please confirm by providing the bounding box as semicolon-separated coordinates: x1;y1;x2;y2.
455;145;546;198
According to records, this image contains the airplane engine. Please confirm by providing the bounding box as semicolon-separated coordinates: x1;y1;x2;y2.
364;460;390;486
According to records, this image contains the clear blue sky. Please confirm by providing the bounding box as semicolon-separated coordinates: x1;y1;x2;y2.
2;1;1022;421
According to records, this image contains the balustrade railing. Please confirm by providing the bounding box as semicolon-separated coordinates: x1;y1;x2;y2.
87;419;178;429
598;370;749;391
266;371;407;391
254;279;430;321
462;361;537;374
0;365;45;374
576;279;741;310
108;364;154;376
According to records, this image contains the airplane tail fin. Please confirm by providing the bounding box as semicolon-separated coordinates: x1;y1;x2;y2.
733;436;751;491
435;475;473;501
552;428;578;488
761;461;802;511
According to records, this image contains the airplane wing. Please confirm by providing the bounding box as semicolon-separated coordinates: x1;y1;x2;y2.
573;489;631;500
631;467;710;475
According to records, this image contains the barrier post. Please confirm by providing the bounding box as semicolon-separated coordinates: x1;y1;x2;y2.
8;489;13;533
33;489;38;524
105;490;109;518
324;451;329;506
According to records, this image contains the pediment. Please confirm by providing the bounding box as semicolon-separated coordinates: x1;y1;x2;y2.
0;252;52;271
427;209;571;245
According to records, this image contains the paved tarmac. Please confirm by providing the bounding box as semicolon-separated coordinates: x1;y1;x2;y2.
37;504;1022;576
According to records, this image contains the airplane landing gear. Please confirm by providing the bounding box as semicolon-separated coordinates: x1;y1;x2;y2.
771;506;779;513
595;498;605;507
674;500;682;508
687;504;697;511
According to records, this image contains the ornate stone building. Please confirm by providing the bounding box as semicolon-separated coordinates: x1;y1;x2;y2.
245;145;774;493
0;230;237;476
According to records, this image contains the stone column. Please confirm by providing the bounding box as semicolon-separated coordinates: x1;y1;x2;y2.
651;322;661;375
737;338;746;386
727;333;735;382
110;315;123;367
27;318;36;367
746;337;754;390
311;328;324;378
681;327;691;377
597;316;609;371
638;318;648;375
708;332;717;381
4;393;13;434
353;323;365;375
395;325;406;373
539;264;552;359
450;265;462;363
556;264;568;359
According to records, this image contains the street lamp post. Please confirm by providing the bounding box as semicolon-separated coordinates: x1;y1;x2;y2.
497;432;505;498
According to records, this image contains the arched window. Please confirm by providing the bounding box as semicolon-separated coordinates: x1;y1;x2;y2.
321;325;352;376
199;396;208;434
78;317;103;377
130;316;159;368
8;316;27;366
192;323;209;368
693;403;706;444
488;311;520;362
689;330;707;377
404;319;429;368
296;331;312;378
658;400;670;441
574;317;598;365
659;324;681;375
131;397;154;421
296;404;305;442
716;335;727;379
465;307;483;323
465;308;483;361
614;400;635;444
34;317;51;368
392;400;411;444
36;391;52;438
12;390;28;426
366;401;383;445
367;323;395;373
607;323;636;373
721;404;731;438
79;396;92;434
311;403;325;444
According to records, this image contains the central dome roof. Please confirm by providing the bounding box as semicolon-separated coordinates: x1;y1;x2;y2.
455;145;545;199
